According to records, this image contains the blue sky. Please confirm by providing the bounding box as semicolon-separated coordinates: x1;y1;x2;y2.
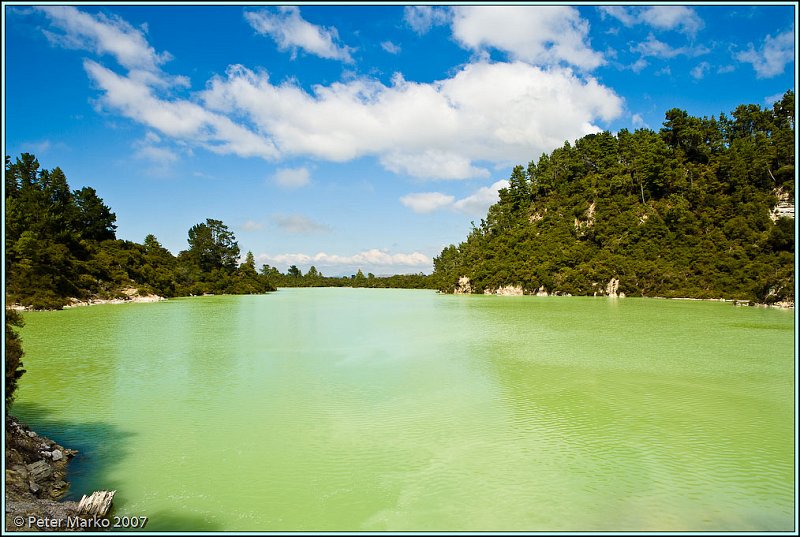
3;3;796;276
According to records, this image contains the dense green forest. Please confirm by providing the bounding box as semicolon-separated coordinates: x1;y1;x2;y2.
432;91;795;304
4;154;434;309
5;154;276;309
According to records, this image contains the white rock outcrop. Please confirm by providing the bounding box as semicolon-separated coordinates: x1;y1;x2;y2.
454;276;473;294
606;278;620;298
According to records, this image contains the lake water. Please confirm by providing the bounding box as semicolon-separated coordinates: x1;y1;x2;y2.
12;289;795;531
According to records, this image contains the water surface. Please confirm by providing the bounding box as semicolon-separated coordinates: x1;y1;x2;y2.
13;289;795;531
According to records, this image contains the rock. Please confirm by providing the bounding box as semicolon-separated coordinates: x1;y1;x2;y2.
496;285;524;296
454;276;473;294
64;449;79;458
26;431;37;438
26;460;52;482
606;278;620;298
29;481;41;495
51;449;64;461
536;285;549;297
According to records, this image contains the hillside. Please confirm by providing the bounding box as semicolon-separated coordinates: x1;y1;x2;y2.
432;91;795;304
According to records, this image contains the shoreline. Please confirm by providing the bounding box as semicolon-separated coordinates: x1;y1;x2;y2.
8;292;165;312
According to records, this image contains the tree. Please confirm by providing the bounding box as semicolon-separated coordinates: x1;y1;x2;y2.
5;309;26;406
73;187;117;241
287;265;302;278
186;218;240;272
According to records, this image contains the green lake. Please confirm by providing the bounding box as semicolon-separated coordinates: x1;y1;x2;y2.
12;288;795;531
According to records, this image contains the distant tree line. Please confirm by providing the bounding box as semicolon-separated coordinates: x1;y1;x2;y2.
268;265;434;289
432;91;795;303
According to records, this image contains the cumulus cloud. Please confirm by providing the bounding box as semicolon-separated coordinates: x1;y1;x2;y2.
39;6;624;181
403;6;449;34
38;6;187;88
400;192;456;214
631;113;647;128
85;60;278;159
400;179;510;217
272;166;311;188
450;6;604;70
271;214;329;234
735;30;794;78
453;180;510;216
256;249;431;271
201;61;622;179
600;6;704;36
244;7;353;62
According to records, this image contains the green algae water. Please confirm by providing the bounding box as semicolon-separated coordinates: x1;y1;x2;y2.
12;289;795;531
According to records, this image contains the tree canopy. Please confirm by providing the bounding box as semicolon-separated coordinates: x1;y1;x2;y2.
432;91;795;304
4;155;275;308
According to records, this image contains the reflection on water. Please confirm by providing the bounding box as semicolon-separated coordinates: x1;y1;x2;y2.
14;290;794;531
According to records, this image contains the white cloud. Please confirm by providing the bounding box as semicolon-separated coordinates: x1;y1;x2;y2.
272;166;310;188
400;192;456;214
598;6;636;27
631;34;709;59
382;150;490;180
639;7;704;36
400;179;510;217
690;61;711;80
450;6;604;70
38;6;187;89
241;220;264;231
403;6;449;35
41;7;624;181
245;7;353;63
257;249;431;270
600;6;704;36
735;30;794;79
271;214;329;234
381;41;401;54
631;113;647;128
453;180;509;216
38;6;168;72
201;61;622;179
85;60;279;159
717;64;736;74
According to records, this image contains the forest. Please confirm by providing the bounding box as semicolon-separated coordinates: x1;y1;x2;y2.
432;91;795;304
4;154;434;310
5;92;796;309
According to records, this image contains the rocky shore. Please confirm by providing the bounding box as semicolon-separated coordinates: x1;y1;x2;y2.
5;416;85;532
